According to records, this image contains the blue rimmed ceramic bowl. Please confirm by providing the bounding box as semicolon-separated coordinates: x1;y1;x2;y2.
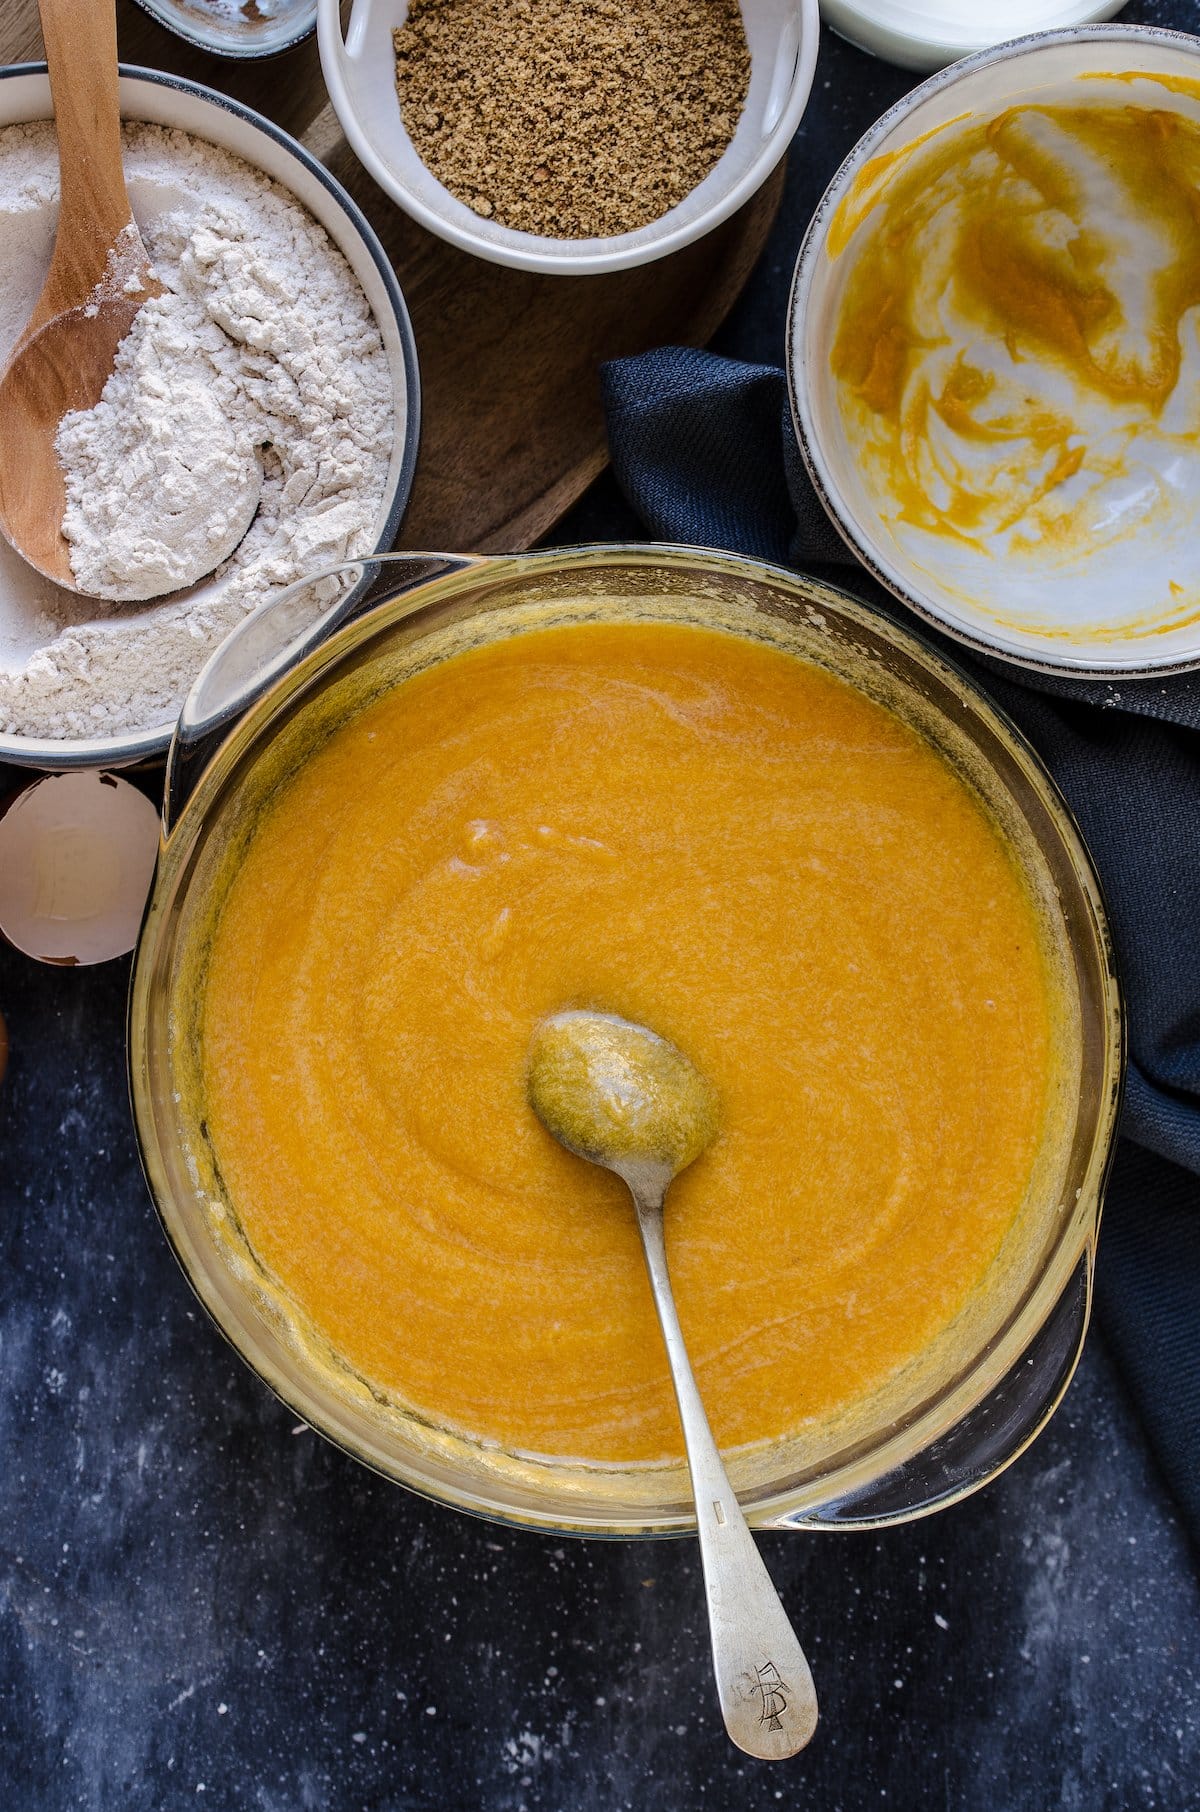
0;63;420;771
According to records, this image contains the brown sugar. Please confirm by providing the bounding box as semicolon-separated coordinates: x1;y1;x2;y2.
392;0;751;240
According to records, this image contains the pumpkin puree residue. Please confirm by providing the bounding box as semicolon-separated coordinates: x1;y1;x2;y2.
831;101;1200;557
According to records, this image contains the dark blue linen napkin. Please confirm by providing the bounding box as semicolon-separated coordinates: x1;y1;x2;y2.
602;345;1200;1547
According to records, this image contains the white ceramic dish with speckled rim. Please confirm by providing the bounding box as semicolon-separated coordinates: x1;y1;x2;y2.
787;25;1200;680
0;63;420;773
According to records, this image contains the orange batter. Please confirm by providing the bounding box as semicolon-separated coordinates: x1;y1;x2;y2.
198;619;1056;1465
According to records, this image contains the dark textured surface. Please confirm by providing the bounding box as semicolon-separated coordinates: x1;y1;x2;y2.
3;6;1200;1808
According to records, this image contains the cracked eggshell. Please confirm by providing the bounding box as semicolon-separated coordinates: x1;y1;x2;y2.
0;770;161;964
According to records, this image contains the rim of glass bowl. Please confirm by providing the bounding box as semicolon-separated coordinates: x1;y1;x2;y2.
128;544;1124;1536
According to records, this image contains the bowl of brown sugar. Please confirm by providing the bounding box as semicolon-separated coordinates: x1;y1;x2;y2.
317;0;819;272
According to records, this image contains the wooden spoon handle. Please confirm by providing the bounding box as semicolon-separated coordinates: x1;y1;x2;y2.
34;0;138;325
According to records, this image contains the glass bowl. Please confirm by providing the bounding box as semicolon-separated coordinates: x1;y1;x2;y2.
129;0;316;60
128;546;1123;1535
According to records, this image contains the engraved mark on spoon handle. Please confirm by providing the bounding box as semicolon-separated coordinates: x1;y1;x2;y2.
625;1172;819;1761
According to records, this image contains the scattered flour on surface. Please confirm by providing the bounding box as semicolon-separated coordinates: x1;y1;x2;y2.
0;121;397;741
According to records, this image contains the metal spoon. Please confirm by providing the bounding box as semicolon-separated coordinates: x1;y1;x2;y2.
527;1008;818;1760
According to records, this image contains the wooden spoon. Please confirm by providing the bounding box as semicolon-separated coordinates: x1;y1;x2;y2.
0;0;164;592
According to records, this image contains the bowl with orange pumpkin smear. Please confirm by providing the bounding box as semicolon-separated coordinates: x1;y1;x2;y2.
129;545;1121;1534
789;24;1200;678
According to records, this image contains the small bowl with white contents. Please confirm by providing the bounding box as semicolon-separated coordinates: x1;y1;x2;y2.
0;62;419;771
318;0;819;273
819;2;1123;74
788;25;1200;678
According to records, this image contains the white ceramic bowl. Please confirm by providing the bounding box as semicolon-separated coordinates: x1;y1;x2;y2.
819;1;1123;74
128;0;316;60
0;64;420;772
318;0;819;274
788;26;1200;678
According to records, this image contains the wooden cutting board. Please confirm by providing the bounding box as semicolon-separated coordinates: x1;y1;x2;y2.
3;0;784;554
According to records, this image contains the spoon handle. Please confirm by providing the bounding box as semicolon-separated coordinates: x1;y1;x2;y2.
628;1180;819;1760
35;0;134;326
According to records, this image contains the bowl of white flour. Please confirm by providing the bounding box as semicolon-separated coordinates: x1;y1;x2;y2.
0;64;419;770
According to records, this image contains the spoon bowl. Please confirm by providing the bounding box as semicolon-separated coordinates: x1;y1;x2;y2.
526;1008;719;1178
528;1007;819;1760
0;292;157;590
